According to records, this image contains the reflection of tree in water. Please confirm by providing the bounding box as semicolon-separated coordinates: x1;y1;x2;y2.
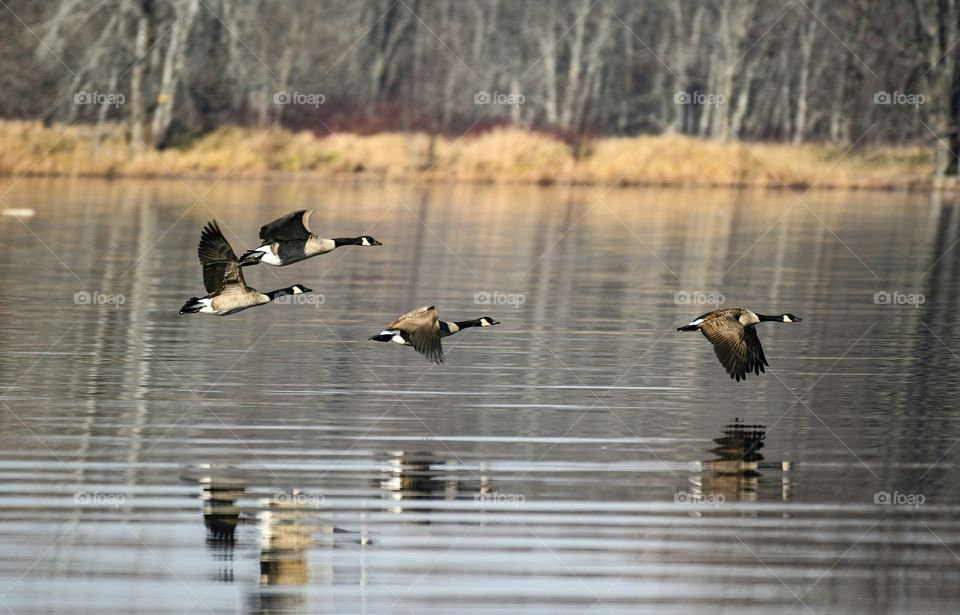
692;419;792;503
380;450;492;520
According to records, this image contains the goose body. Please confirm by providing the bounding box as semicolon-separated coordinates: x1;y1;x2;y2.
239;209;381;267
368;308;500;364
179;221;312;316
368;305;444;364
677;307;801;381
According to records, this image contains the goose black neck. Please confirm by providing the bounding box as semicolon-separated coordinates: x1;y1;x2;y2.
333;237;363;247
756;313;783;322
454;319;483;329
267;286;300;300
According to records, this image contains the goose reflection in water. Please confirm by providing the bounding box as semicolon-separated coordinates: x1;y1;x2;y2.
689;419;792;504
256;491;313;587
380;450;493;519
199;472;247;584
253;489;371;613
189;465;370;614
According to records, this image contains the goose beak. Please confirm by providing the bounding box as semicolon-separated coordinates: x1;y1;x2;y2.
372;239;383;246
792;316;802;322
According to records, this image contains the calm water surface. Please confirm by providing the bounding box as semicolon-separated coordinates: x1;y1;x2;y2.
0;178;958;614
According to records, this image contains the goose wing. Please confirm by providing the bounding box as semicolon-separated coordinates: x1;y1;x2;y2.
259;209;314;242
744;327;769;376
388;305;437;329
699;315;767;382
389;306;444;364
198;221;246;294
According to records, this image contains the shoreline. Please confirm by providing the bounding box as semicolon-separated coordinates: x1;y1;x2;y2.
0;120;950;192
1;169;945;192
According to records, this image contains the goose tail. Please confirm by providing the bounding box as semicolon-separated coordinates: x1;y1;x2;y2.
677;324;699;332
179;297;203;314
239;249;263;267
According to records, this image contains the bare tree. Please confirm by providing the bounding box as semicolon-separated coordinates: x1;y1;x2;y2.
0;0;954;171
150;0;200;148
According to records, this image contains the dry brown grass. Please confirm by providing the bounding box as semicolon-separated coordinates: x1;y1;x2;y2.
0;119;942;190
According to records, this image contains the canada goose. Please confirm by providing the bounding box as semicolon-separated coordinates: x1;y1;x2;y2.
369;309;500;364
179;221;312;316
368;306;444;364
239;209;382;267
677;307;801;381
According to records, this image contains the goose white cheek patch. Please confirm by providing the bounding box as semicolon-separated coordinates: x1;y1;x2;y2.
258;245;282;265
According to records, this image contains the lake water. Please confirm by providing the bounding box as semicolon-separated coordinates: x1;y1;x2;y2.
0;178;958;614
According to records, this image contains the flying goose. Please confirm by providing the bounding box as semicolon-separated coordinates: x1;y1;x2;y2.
239;209;382;267
369;307;499;364
180;221;312;316
677;307;801;381
369;306;445;364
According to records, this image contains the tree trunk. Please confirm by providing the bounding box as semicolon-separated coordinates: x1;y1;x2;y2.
560;0;590;129
150;0;200;148
915;0;960;176
127;0;150;151
94;67;119;152
792;5;818;144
